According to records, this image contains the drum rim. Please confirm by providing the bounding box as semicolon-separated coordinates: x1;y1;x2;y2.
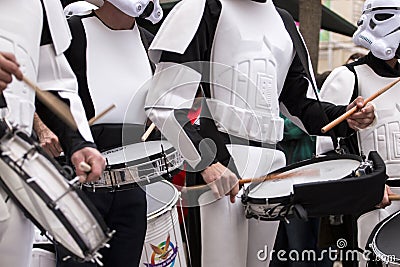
0;133;112;261
102;140;176;169
146;180;180;221
242;154;362;205
371;210;400;264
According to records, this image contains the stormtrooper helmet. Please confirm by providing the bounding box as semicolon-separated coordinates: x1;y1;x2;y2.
85;0;162;24
353;0;400;60
64;1;99;18
107;0;163;24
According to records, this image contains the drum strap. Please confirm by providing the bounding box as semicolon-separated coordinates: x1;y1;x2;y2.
276;8;340;151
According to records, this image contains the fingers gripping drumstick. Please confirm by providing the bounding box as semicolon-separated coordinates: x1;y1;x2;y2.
321;78;400;133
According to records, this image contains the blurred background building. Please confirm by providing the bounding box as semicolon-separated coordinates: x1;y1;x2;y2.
318;0;368;73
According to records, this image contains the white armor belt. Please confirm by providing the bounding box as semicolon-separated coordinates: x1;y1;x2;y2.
207;99;284;144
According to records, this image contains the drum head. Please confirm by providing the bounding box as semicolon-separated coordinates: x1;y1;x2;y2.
247;155;361;201
372;210;400;264
102;140;173;168
146;181;179;221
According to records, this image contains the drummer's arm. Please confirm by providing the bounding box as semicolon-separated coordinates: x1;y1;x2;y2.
174;109;240;203
35;33;104;181
279;53;374;136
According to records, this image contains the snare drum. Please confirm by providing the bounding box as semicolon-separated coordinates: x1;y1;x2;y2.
140;180;187;267
84;141;184;190
0;129;112;263
242;152;387;220
368;210;400;266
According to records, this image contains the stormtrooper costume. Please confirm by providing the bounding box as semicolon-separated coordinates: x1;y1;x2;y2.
316;0;400;265
144;0;356;266
0;1;95;267
56;0;161;266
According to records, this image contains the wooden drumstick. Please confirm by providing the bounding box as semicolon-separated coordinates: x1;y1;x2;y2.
79;162;92;172
141;123;156;142
321;78;400;133
22;76;78;130
389;194;400;201
238;168;319;185
183;169;320;192
88;104;116;126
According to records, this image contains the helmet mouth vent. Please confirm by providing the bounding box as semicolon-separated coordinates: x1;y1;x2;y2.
369;19;377;30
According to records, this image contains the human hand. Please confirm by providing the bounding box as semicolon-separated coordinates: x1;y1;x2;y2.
201;162;239;203
376;185;392;209
346;96;375;130
71;147;105;183
34;114;63;157
0;52;23;91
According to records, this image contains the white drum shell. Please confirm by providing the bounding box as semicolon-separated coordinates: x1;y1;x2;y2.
140;181;187;267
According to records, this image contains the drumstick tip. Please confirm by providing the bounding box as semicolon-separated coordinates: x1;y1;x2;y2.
79;162;92;172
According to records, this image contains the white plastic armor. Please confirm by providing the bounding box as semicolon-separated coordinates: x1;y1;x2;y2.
145;62;202;168
208;0;294;143
148;0;206;63
0;0;93;139
353;0;400;60
357;64;400;179
83;17;152;125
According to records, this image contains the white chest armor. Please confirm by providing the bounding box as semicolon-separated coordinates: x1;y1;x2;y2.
83;18;153;125
208;0;294;144
356;65;400;179
0;0;42;133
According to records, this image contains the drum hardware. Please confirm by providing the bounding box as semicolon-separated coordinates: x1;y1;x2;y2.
161;143;172;181
354;159;374;177
82;141;184;191
321;78;400;133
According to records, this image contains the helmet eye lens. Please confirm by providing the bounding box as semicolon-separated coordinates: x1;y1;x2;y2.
374;13;394;21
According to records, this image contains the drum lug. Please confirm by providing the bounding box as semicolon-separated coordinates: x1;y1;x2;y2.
68;176;80;185
92;252;104;266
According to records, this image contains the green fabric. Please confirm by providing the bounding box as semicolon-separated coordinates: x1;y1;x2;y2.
278;115;316;165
